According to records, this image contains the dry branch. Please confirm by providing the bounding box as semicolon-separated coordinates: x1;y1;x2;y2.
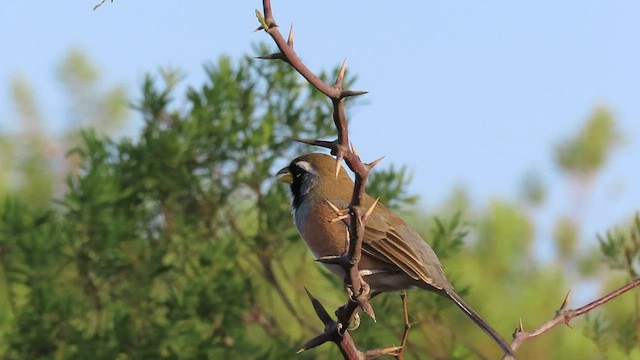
505;277;640;357
92;0;113;11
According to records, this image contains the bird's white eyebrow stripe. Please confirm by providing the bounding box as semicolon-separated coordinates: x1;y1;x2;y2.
295;160;316;174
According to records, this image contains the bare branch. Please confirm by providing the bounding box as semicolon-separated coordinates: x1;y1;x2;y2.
506;277;640;356
92;0;113;11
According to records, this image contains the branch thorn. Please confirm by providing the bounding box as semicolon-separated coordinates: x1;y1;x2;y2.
288;23;294;46
325;200;341;213
304;287;333;324
367;156;385;170
560;288;572;311
364;346;404;358
335;154;344;179
298;333;332;353
341;90;369;98
350;142;359;158
564;319;574;329
316;256;341;265
291;137;337;152
363;198;380;221
360;297;376;322
335;58;347;87
255;53;285;60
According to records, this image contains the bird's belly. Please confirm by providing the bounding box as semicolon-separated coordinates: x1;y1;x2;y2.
294;201;417;292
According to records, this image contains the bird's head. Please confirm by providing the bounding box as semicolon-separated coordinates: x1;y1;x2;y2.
276;153;352;210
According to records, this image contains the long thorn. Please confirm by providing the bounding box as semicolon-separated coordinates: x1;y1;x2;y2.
363;198;380;220
560;288;572;311
335;154;343;179
298;333;332;353
304;287;332;324
255;53;285;60
291;138;337;150
341;90;369;98
336;59;347;87
316;256;341;265
350;142;359;158
367;156;385;169
325;200;342;214
360;297;376;322
288;23;294;46
330;215;350;223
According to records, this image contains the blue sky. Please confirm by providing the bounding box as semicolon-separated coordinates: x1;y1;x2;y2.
2;1;639;261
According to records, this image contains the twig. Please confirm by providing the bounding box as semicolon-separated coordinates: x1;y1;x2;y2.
506;277;640;356
396;290;413;359
92;0;113;11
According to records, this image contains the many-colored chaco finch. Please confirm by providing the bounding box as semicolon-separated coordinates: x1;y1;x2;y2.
277;153;515;358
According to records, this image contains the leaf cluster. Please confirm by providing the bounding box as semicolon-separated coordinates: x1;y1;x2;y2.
0;47;422;359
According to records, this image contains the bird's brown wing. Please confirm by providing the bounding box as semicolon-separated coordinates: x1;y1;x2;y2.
362;214;444;290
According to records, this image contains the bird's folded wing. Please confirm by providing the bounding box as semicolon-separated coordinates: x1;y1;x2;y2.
363;219;442;289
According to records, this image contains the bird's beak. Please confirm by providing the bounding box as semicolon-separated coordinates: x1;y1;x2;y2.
276;167;293;184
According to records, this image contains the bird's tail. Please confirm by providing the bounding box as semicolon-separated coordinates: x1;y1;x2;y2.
446;290;517;359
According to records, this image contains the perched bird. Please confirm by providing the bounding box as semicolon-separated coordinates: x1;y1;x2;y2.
277;153;515;357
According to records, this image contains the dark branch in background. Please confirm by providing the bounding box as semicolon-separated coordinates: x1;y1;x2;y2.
256;1;389;358
92;0;114;11
504;277;640;358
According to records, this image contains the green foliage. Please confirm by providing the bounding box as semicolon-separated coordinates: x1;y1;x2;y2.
519;170;546;207
1;47;406;359
1;49;129;210
475;199;533;271
598;213;640;278
367;164;418;211
554;215;580;259
555;106;620;179
429;213;466;260
1;46;638;360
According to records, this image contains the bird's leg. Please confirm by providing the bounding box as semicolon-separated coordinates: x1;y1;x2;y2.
396;290;412;360
347;311;360;330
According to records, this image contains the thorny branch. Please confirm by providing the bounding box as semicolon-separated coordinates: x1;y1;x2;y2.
505;277;640;357
256;0;386;358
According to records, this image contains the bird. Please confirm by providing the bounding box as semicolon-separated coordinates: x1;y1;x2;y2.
276;153;516;358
